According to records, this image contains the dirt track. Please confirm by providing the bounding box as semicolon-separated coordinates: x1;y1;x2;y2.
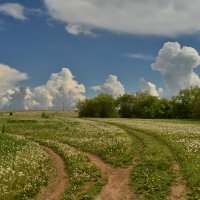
167;162;187;200
86;153;135;200
34;147;67;200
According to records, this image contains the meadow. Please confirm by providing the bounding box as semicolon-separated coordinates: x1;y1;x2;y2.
0;111;199;199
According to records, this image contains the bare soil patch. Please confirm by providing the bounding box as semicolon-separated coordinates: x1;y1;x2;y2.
34;147;67;200
86;153;136;200
167;162;187;200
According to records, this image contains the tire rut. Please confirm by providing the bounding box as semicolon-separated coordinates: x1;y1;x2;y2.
167;162;187;200
103;123;188;200
34;147;67;200
85;152;136;200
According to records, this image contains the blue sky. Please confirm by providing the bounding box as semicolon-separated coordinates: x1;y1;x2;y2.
1;0;200;109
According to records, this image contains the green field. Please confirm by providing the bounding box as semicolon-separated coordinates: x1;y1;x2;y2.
0;111;199;199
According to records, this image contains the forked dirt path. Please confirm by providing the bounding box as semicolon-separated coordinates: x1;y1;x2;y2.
34;147;67;200
167;162;187;200
85;153;136;200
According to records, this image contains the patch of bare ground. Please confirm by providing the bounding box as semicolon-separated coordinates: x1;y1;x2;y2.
34;147;67;200
167;162;187;200
85;153;136;200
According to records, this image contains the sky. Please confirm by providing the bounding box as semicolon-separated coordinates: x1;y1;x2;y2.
1;0;200;110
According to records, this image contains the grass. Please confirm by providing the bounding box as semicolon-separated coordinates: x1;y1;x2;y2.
97;122;174;200
0;111;200;199
0;134;51;200
4;117;135;167
97;118;200;200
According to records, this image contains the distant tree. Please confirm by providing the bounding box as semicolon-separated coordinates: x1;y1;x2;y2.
150;98;173;118
136;94;158;118
116;92;158;118
172;87;200;118
77;94;118;118
116;94;137;118
77;87;200;119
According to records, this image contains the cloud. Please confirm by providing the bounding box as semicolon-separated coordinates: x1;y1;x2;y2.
0;67;86;110
9;87;32;110
0;89;15;109
151;42;200;96
30;68;86;110
124;53;154;60
0;64;28;93
44;0;200;36
0;3;27;20
65;24;96;37
139;77;160;97
91;75;125;98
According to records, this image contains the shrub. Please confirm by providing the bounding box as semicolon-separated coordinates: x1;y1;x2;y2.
77;94;118;118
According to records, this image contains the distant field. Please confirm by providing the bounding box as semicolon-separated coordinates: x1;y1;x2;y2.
0;111;199;199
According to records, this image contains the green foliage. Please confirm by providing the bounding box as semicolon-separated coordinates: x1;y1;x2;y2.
117;92;170;119
172;86;200;119
150;98;173;118
136;93;158;118
116;94;137;118
76;87;200;119
77;94;118;118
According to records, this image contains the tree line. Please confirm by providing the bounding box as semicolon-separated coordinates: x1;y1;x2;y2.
76;87;200;119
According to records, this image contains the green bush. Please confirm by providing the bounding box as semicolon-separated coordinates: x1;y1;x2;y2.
77;94;118;118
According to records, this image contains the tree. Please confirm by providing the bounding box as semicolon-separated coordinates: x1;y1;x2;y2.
136;94;158;118
150;98;173;118
172;86;200;118
116;94;137;118
116;92;158;118
76;94;118;118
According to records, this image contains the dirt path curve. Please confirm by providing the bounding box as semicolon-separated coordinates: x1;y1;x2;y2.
167;162;187;200
85;153;136;200
34;147;67;200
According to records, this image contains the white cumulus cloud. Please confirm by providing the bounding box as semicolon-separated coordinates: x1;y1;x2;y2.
0;3;26;20
30;68;86;110
44;0;200;36
0;64;28;93
91;75;125;98
0;67;86;110
139;77;160;97
0;87;34;110
152;42;200;96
